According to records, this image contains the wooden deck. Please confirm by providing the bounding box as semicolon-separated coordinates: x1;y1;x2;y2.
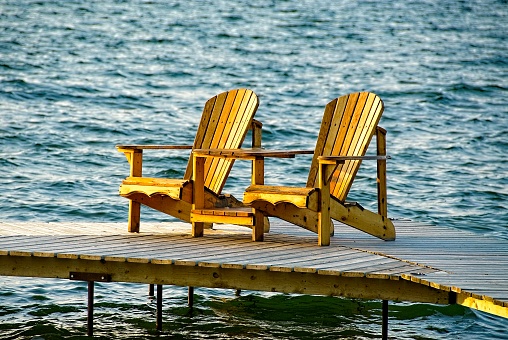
0;219;506;319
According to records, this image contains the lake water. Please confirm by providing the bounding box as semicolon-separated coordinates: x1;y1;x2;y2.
1;0;507;338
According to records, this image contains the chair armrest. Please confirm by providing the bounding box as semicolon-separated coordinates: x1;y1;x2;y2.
116;145;193;177
318;155;390;163
317;155;391;190
193;148;313;186
116;145;193;151
192;148;313;160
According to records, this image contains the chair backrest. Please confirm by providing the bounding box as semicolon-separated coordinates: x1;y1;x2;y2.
184;88;259;194
306;92;384;202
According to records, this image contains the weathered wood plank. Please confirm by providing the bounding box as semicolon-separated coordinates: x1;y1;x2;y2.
0;220;506;319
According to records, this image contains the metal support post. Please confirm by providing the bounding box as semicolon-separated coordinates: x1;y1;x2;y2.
87;281;94;337
188;286;194;307
382;300;389;340
156;284;163;331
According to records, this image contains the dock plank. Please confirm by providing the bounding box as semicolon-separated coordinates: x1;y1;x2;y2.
0;220;507;319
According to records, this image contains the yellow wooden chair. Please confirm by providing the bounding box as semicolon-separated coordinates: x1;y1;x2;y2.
240;92;396;245
116;88;262;232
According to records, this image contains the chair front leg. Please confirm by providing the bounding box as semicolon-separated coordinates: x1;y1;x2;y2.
120;148;143;232
376;126;388;218
317;160;334;246
251;155;265;240
192;155;205;237
128;201;141;233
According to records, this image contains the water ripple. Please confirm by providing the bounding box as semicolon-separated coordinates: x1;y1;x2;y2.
1;0;507;338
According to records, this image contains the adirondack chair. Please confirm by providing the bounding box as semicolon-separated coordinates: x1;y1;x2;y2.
116;88;262;233
243;92;396;245
193;92;395;245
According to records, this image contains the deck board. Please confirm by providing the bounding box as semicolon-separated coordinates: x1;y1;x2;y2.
0;219;507;317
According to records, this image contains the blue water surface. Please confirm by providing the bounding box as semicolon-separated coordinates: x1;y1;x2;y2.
1;0;507;338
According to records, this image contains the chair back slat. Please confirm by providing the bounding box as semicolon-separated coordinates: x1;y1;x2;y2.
184;89;259;194
306;92;384;202
208;90;258;192
184;92;226;180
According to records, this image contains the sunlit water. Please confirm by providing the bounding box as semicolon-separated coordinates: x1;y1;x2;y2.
1;0;507;338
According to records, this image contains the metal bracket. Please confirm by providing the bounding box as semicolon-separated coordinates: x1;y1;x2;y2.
69;272;112;282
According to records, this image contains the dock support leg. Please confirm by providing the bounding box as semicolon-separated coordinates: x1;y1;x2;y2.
87;281;94;337
149;284;154;297
156;285;163;331
188;286;194;307
382;300;388;340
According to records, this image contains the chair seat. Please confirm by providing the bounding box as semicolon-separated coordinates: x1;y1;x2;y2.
244;185;319;210
119;177;191;201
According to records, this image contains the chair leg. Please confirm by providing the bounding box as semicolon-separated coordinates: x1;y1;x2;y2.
252;210;264;241
192;156;205;238
128;200;141;233
376;127;388;218
317;199;331;246
318;161;332;246
192;222;204;237
318;213;331;246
